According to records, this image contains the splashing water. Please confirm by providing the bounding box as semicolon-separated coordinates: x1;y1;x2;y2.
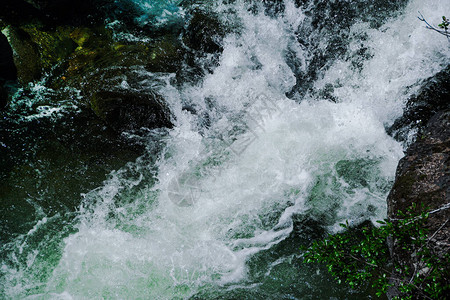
1;0;449;298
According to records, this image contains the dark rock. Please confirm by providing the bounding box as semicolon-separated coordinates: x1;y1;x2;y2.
0;32;17;81
183;9;225;54
388;65;450;143
90;90;172;132
1;26;41;84
80;66;173;132
386;109;450;298
0;0;50;27
146;34;185;73
1;0;111;27
176;9;227;83
0;84;7;109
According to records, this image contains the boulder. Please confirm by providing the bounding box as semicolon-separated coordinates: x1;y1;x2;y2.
82;67;173;132
388;65;450;143
388;110;450;216
1;26;41;84
22;25;77;71
386;64;450;298
183;9;226;54
386;109;450;298
90;89;172;132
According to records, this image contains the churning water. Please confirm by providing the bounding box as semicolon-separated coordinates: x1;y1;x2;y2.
1;0;449;298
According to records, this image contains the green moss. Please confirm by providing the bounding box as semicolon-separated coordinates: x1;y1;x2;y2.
69;27;92;47
22;25;77;70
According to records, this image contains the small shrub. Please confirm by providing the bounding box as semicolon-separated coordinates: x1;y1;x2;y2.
301;204;450;299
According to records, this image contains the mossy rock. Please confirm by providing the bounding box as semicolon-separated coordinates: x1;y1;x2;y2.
69;27;92;47
22;25;77;70
1;26;41;84
63;32;184;88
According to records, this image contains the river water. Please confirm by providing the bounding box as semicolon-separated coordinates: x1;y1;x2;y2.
1;0;449;299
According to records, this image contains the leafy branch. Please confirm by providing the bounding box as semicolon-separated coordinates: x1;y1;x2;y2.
301;204;450;299
418;12;450;41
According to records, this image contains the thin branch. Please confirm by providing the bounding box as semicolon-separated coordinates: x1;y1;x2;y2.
426;218;449;243
428;203;450;215
418;12;450;42
389;203;450;223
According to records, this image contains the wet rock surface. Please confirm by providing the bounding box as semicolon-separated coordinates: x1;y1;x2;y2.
388;65;450;144
386;68;450;298
388;111;450;216
0;16;183;131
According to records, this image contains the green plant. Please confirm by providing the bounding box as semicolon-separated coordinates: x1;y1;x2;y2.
438;16;449;31
301;204;450;299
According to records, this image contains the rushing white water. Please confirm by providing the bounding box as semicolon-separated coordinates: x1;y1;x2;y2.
1;0;449;298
